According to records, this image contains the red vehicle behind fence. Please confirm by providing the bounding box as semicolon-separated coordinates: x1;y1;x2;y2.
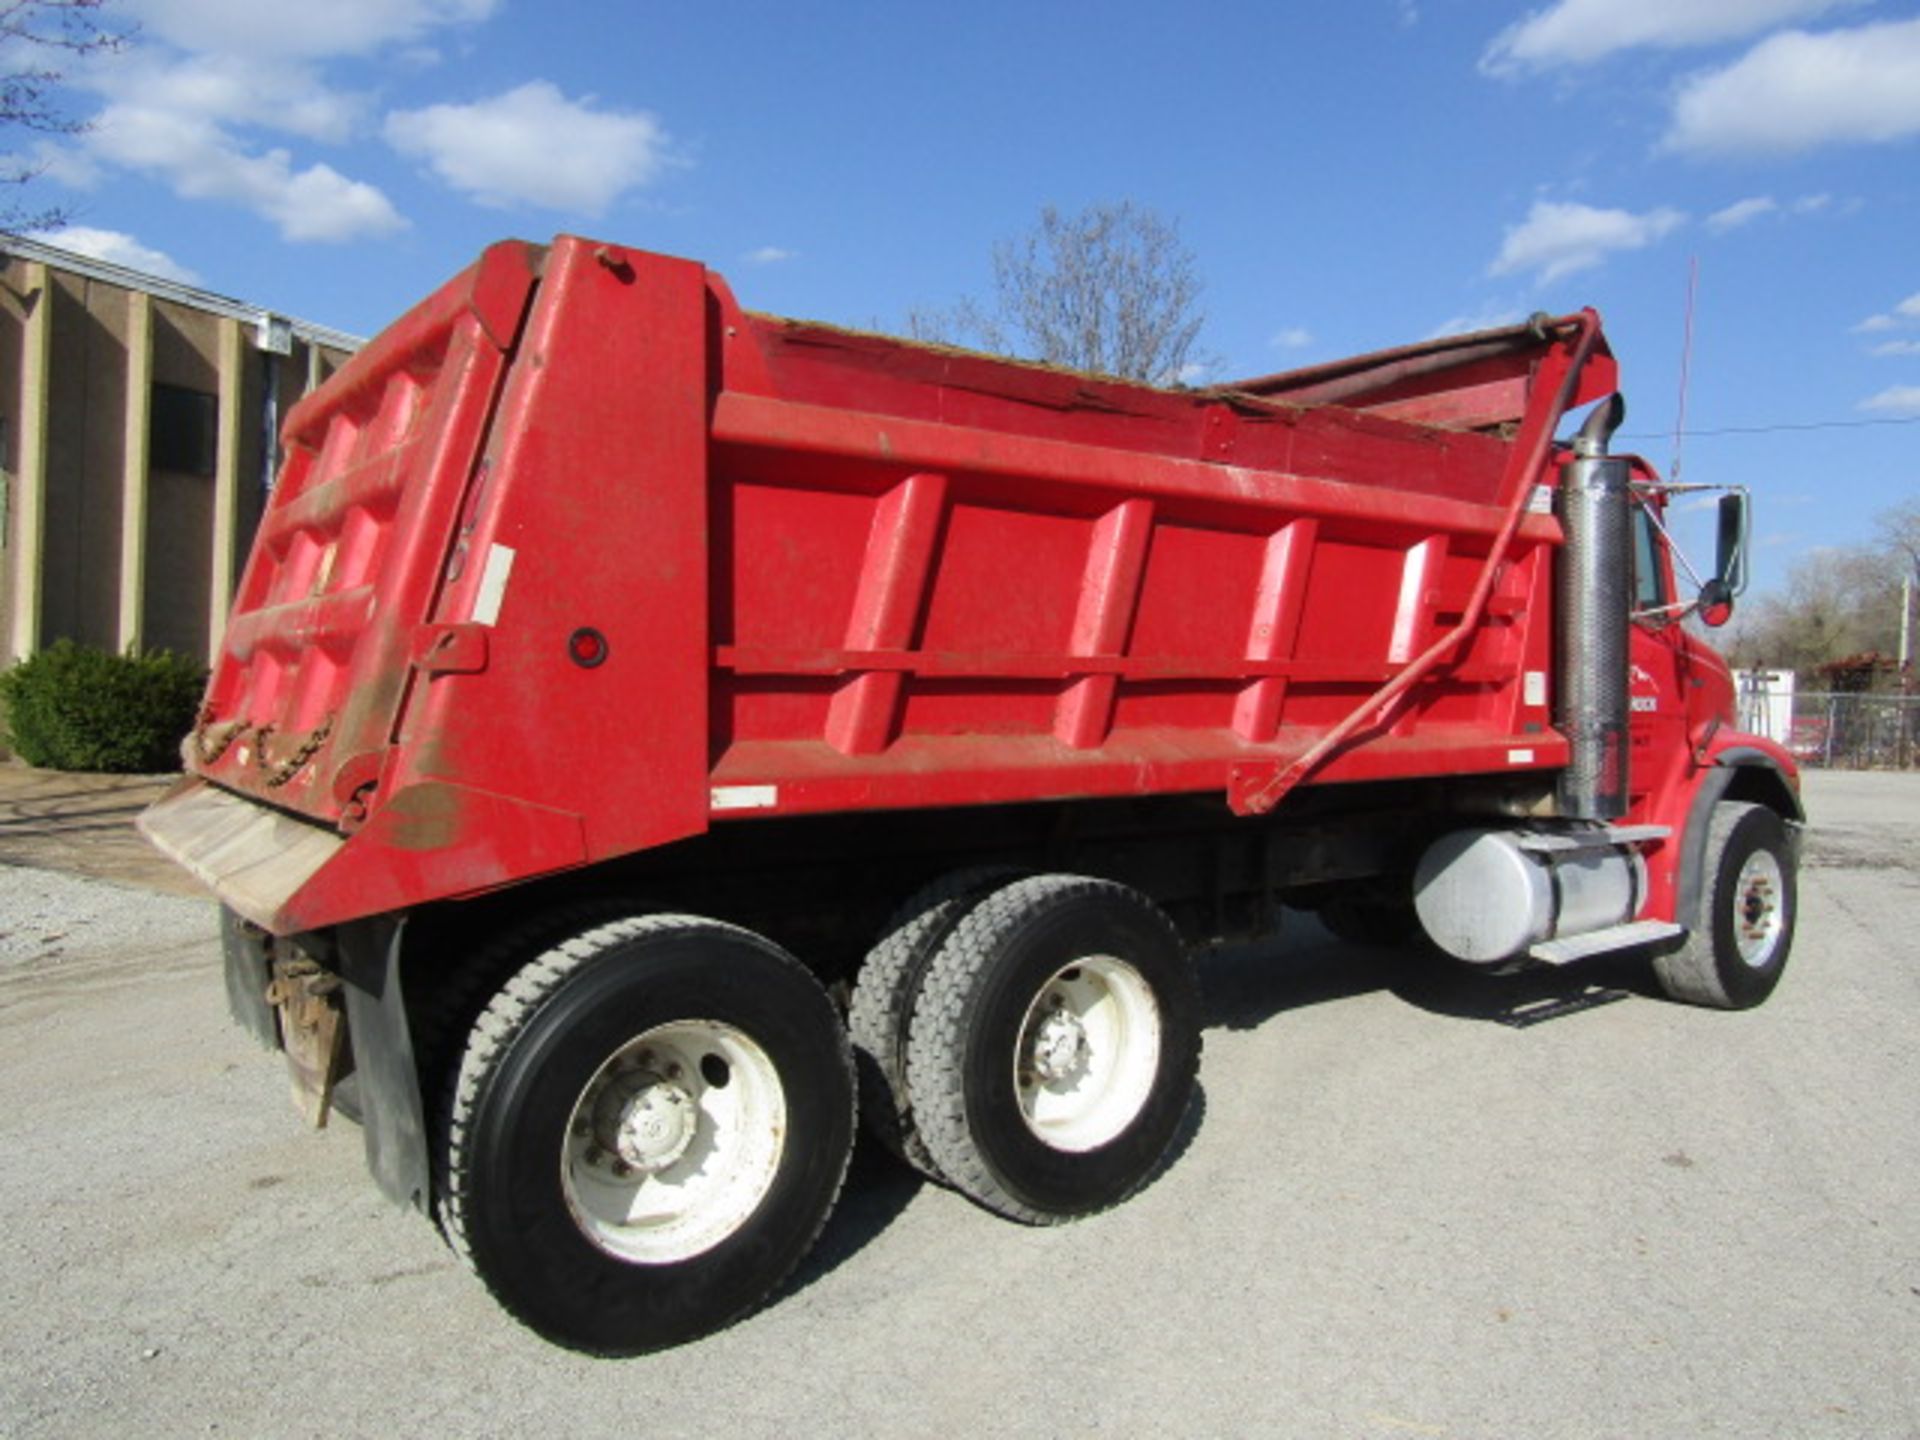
142;237;1803;1354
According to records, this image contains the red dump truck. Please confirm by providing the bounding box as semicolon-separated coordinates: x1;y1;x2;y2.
141;236;1801;1354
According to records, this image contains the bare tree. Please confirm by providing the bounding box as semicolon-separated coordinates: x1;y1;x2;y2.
1726;546;1899;675
910;202;1209;385
2;0;127;232
1879;497;1920;585
1724;498;1920;676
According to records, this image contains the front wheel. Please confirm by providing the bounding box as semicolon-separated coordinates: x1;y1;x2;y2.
1654;801;1797;1010
439;915;855;1354
905;876;1201;1224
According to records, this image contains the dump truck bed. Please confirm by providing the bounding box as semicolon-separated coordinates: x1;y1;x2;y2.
142;237;1616;934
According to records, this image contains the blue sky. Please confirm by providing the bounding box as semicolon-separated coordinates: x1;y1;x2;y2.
16;0;1920;598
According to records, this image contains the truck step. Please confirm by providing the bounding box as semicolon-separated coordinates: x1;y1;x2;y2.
1513;824;1671;854
1529;919;1684;965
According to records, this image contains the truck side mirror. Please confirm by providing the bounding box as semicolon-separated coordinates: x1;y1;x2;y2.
1698;492;1749;627
1714;492;1750;599
1697;577;1733;628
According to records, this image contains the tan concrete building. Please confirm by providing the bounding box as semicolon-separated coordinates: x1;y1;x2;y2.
0;236;361;668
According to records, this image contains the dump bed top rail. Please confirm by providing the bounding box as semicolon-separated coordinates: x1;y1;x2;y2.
1223;316;1585;429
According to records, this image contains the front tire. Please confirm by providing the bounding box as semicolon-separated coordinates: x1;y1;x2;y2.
1654;801;1797;1010
905;876;1201;1224
440;915;855;1354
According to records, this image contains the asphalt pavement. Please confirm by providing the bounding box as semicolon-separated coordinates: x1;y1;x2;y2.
0;768;1915;1438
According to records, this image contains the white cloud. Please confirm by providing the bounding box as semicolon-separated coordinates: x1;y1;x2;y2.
744;246;795;265
1870;340;1920;357
1704;192;1838;233
84;49;365;145
1853;291;1920;334
51;0;498;241
1665;17;1920;156
1269;326;1313;349
1705;195;1777;232
88;100;404;241
1483;0;1858;73
1860;385;1920;416
125;0;497;61
385;82;672;214
1489;201;1685;285
1428;306;1527;339
25;226;199;284
16;138;102;190
266;163;407;243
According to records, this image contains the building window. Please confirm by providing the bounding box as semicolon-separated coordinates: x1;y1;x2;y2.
150;383;218;477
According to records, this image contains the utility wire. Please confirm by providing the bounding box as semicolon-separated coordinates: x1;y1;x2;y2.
1622;413;1920;441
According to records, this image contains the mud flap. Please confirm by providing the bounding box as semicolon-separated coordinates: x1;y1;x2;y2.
336;916;431;1213
221;907;279;1050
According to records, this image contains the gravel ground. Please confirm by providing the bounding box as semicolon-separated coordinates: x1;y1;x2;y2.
0;770;1916;1439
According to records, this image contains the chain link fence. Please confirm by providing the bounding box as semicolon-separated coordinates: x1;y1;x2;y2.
1775;692;1920;770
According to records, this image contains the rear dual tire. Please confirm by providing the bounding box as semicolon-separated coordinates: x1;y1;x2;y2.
439;916;854;1355
849;868;1020;1179
904;876;1202;1224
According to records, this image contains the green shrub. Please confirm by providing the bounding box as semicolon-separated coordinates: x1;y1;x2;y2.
0;640;207;773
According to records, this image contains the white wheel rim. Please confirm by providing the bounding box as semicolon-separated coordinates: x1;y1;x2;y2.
1013;955;1161;1153
1732;850;1786;969
561;1020;786;1265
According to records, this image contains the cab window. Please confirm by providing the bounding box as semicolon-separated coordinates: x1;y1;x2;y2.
1631;502;1668;613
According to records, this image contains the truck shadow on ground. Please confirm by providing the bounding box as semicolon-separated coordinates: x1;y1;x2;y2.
780;1142;926;1300
1202;912;1661;1032
786;1089;1212;1303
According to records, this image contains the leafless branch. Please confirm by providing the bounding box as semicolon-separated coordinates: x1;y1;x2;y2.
1;0;129;231
910;202;1210;385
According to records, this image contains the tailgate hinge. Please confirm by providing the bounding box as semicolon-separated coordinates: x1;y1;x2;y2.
414;622;490;675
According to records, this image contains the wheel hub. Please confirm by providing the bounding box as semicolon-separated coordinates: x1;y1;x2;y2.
1027;1005;1090;1083
1011;955;1163;1154
562;1017;789;1266
1733;850;1785;967
594;1073;698;1174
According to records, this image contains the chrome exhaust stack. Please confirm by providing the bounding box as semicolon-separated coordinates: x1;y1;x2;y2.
1408;393;1672;969
1555;394;1630;820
